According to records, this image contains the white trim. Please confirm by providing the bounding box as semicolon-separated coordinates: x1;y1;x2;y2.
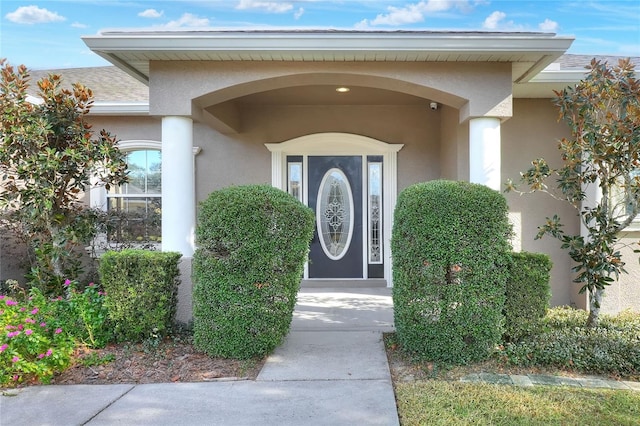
265;132;403;286
90;102;149;115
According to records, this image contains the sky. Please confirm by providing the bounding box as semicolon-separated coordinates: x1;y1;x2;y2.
1;0;639;70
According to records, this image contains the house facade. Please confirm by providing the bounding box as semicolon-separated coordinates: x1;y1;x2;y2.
5;30;640;322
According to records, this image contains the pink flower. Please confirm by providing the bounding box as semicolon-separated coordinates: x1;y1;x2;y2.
5;299;17;306
55;328;62;334
17;324;23;330
12;375;18;381
12;356;19;363
40;322;47;327
0;295;4;299
31;308;38;315
6;325;14;330
46;349;53;357
88;282;95;287
0;344;8;353
25;329;33;335
38;353;45;359
25;318;35;324
63;279;72;287
7;331;20;338
57;296;63;301
19;307;25;312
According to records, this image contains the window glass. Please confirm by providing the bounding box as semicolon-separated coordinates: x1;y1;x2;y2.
107;150;161;243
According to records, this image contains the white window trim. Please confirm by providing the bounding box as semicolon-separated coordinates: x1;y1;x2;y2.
88;139;200;252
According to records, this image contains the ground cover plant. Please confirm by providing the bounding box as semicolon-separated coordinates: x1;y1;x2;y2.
388;307;640;425
500;306;640;378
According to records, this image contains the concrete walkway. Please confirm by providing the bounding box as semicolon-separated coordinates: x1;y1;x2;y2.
0;288;399;426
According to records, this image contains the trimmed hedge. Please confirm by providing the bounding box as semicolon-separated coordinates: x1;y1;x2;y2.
98;249;181;342
193;185;314;359
392;180;512;364
504;252;552;342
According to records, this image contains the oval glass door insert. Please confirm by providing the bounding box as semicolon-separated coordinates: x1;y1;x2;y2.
316;168;354;260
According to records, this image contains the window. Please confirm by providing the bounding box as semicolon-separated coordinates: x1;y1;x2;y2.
107;149;161;243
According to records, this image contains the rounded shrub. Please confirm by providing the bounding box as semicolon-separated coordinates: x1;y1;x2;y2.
98;249;182;342
504;252;552;342
193;185;314;359
392;180;512;364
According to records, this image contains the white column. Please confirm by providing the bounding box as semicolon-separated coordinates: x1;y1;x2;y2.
469;117;501;190
162;116;195;256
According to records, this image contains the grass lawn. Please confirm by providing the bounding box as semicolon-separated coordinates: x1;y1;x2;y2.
395;381;640;425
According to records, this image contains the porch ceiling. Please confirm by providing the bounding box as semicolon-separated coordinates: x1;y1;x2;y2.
82;30;574;86
233;85;430;106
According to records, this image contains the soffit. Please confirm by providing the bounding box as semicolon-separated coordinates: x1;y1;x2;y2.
82;30;574;85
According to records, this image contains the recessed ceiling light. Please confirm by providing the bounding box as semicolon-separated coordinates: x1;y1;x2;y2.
336;87;350;93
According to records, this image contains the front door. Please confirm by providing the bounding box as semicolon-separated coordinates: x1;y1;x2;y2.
308;156;363;278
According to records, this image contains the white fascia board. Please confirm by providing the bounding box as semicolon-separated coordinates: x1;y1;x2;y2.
26;96;149;115
532;70;588;83
90;102;149;115
82;31;574;56
532;69;640;84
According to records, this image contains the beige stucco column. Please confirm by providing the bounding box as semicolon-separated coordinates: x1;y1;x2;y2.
469;117;501;191
161;116;195;256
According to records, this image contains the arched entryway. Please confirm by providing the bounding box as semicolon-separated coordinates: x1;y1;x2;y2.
266;133;403;286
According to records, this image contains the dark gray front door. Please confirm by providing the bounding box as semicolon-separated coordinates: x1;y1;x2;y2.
308;156;362;278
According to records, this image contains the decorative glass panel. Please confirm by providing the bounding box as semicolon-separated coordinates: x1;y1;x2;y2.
368;162;383;263
317;168;354;260
288;162;303;202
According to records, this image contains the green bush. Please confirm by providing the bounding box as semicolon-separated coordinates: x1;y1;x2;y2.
501;307;640;377
504;252;552;341
392;180;512;364
193;185;314;359
98;250;181;342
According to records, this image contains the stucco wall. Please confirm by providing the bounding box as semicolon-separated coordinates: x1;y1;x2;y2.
602;235;640;314
502;98;585;308
89;116;162;141
149;60;512;122
192;104;440;201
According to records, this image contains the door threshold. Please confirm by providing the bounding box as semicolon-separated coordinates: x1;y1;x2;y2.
300;279;387;288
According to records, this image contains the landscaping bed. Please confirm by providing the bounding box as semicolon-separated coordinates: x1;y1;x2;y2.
49;331;265;386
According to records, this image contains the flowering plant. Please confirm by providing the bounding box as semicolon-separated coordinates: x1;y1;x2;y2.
0;289;74;386
53;279;113;348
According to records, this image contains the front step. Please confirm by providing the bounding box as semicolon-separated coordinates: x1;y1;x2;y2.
300;279;387;288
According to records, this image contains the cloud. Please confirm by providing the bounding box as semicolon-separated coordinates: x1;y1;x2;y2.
538;18;559;32
357;0;476;27
482;11;506;30
71;22;88;29
165;13;210;28
236;0;294;13
294;7;305;20
139;9;164;19
5;5;66;24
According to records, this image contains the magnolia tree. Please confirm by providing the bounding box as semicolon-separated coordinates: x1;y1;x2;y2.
506;58;640;327
0;60;128;294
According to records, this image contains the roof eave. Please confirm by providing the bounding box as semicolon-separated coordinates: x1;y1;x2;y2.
82;31;574;83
